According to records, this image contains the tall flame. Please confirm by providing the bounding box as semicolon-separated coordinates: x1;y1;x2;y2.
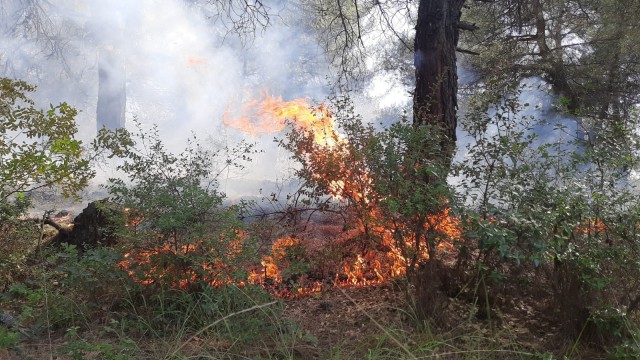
223;92;462;290
120;92;463;297
223;92;339;147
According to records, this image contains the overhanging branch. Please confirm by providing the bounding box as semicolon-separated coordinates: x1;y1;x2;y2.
458;21;479;31
456;47;480;55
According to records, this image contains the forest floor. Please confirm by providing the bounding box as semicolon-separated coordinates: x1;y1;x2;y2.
278;283;598;359
0;203;614;359
1;280;609;359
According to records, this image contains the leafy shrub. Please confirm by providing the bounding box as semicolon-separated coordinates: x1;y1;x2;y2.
279;96;454;277
54;245;132;305
106;119;259;291
278;96;458;322
0;78;93;218
456;83;640;344
0;78;130;296
0;219;41;291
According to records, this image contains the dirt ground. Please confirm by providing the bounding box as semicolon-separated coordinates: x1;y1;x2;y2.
279;281;604;359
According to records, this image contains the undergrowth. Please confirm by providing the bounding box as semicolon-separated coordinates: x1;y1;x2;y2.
2;89;640;358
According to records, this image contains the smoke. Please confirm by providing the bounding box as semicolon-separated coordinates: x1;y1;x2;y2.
0;0;334;197
1;0;583;204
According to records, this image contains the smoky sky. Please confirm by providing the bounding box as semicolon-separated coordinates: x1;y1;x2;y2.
1;1;331;134
0;0;337;193
0;0;579;199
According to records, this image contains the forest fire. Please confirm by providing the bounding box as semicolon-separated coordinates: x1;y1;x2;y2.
222;93;462;293
120;93;462;297
223;92;339;146
119;232;247;290
116;93;464;297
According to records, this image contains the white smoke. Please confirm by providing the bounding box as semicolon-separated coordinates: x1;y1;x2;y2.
0;0;335;197
1;0;584;204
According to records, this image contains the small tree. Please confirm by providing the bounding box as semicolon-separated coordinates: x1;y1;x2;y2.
456;84;640;343
108;120;259;290
0;78;93;218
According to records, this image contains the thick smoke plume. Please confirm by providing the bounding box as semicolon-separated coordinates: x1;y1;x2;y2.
0;0;332;195
1;0;580;200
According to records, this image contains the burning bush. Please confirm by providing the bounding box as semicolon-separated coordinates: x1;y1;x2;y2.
276;96;460;288
107;120;259;291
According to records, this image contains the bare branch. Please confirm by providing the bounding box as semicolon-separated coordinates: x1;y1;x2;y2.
456;47;480;55
458;21;479;31
377;2;412;52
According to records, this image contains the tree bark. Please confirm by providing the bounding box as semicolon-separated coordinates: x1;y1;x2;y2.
412;0;465;324
413;0;465;159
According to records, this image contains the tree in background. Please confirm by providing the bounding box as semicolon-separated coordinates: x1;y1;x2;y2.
462;0;640;127
306;0;640;143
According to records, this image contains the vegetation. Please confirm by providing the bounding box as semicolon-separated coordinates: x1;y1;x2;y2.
107;120;259;291
2;82;640;358
0;78;90;218
2;0;640;359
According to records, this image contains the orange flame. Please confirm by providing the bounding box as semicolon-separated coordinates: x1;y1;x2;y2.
222;92;462;289
223;91;339;146
121;92;463;297
575;218;607;235
119;231;246;290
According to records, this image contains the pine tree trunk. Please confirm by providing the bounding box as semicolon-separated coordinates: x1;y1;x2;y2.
413;0;464;159
412;0;465;325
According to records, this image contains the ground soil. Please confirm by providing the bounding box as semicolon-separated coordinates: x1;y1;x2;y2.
279;281;607;359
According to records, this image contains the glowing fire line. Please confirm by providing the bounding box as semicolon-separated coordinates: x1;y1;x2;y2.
120;93;463;297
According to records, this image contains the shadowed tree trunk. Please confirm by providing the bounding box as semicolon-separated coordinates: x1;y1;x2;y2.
412;0;465;325
413;0;464;160
90;2;129;132
97;47;126;131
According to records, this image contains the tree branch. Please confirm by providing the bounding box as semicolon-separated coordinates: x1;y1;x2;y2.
458;21;479;31
456;47;480;55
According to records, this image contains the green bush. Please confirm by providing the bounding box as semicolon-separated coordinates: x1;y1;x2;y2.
0;219;41;291
106;119;259;291
0;78;92;218
0;327;19;349
456;83;640;344
0;78;130;296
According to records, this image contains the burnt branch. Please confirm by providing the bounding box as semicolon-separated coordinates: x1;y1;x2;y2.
43;217;68;233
